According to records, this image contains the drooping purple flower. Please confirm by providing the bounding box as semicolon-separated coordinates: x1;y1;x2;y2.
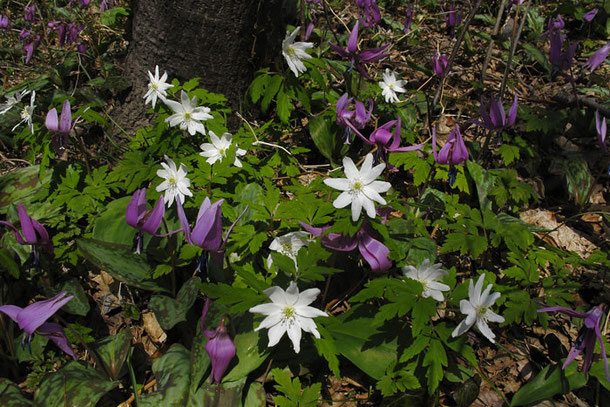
431;53;449;77
596;110;607;151
48;21;85;47
403;6;414;34
582;8;598;23
100;0;116;12
0;203;54;260
0;14;11;30
0;291;75;358
328;20;390;80
45;99;75;155
126;188;166;254
549;30;578;73
19;28;31;39
432;124;469;166
24;5;35;22
23;35;40;64
443;4;462;38
356;0;381;28
336;93;373;144
476;93;518;131
300;221;392;272
538;304;609;381
201;298;235;384
584;42;610;73
547;15;565;32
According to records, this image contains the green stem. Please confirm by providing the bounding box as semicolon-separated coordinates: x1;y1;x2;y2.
126;347;140;407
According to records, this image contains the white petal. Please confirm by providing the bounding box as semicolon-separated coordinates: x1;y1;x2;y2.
343;156;359;180
256;312;283;330
250;302;281;316
351;195;363;222
476;319;496;343
295;288;321;306
324;177;350;191
452;318;473;337
286;322;303;353
361;196;377;218
333;191;353;209
267;323;287;348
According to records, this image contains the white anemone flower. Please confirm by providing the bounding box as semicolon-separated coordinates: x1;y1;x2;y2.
0;89;30;115
451;274;505;343
143;65;173;109
282;26;313;77
156;155;193;208
267;231;310;269
402;259;450;302
379;68;407;104
199;131;246;167
249;281;327;353
323;153;391;222
12;91;36;134
165;90;213;136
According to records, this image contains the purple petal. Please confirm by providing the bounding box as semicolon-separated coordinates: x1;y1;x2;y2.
452;125;469;164
583;8;598;23
38;322;76;358
17;204;37;244
537;306;588;318
359;44;390;63
347;21;360;54
206;328;236;384
31;218;53;254
585;42;610;73
0;221;26;245
562;338;583;370
357;226;391;272
371;128;393;147
298;221;329;237
191;199;223;250
321;233;358;252
328;41;349;58
45;108;59;132
596;110;607;150
126;189;146;228
489;96;506;128
506;93;519;127
18;291;73;335
581;329;597;374
200;298;215;338
0;305;23;323
176;197;193;245
59;100;72;133
141;196;165;235
480;97;493;129
305;22;314;40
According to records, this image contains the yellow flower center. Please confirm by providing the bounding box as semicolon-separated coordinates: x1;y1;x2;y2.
352;180;364;193
219;148;226;157
169;176;177;186
184;112;191;120
152;83;158;90
282;305;296;320
287;46;297;56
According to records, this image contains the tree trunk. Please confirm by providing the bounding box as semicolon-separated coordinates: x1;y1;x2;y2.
114;0;284;134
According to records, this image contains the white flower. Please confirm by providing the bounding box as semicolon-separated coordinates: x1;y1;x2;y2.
156;155;193;207
199;131;246;167
267;231;310;269
249;281;327;353
323;153;391;222
282;27;313;77
402;259;450;302
12;91;36;134
165;90;213;136
143;65;173;109
379;69;407;104
0;89;30;115
451;274;505;343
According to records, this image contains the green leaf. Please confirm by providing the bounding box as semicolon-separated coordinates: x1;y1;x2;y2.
308;116;334;160
276;86;293;124
149;277;200;330
243;382;266;407
33;361;117;407
466;161;495;211
411;297;436;337
139;345;191;406
187;334;210;405
100;6;129;26
223;330;268;383
261;75;283;112
77;238;168;292
423;339;447;394
57;279;90;316
497;144;520;166
511;364;587;406
0;248;19;278
95;329;132;381
0;379;31;406
92;196;136;245
313;326;341;378
249;73;270;103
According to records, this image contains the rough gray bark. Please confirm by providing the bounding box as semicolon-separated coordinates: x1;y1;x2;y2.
114;0;284;133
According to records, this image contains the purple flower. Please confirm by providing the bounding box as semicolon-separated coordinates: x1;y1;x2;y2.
403;6;414;34
476;93;518;131
19;28;31;40
0;291;75;358
24;5;35;22
201;298;235;384
583;8;598;23
584;42;610;73
0;203;54;258
596;110;607;151
328;20;390;80
46;100;75;155
538;304;609;381
431;53;449;77
356;0;381;28
100;0;116;12
336;93;373;132
0;14;11;30
547;15;565;32
126;188;166;254
49;22;85;47
549;30;578;73
433;124;468;166
443;4;462;38
23;35;40;64
300;221;392;272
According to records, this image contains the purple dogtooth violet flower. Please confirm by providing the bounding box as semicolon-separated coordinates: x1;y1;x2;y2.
23;34;40;64
356;0;381;28
0;291;76;358
201;298;236;384
584;42;610;73
125;188;168;254
596;110;607;151
443;3;462;38
582;8;598;23
300;221;392;272
328;20;390;80
403;6;414;34
431;52;449;77
24;5;35;22
100;0;116;12
46;99;78;156
538;304;609;381
476;93;518;131
0;203;54;264
0;14;11;30
336;93;373;144
432;124;468;186
177;197;248;269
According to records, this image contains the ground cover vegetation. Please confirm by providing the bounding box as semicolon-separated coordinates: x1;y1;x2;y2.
0;0;609;405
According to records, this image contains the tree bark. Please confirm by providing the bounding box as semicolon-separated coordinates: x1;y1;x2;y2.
114;0;284;134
